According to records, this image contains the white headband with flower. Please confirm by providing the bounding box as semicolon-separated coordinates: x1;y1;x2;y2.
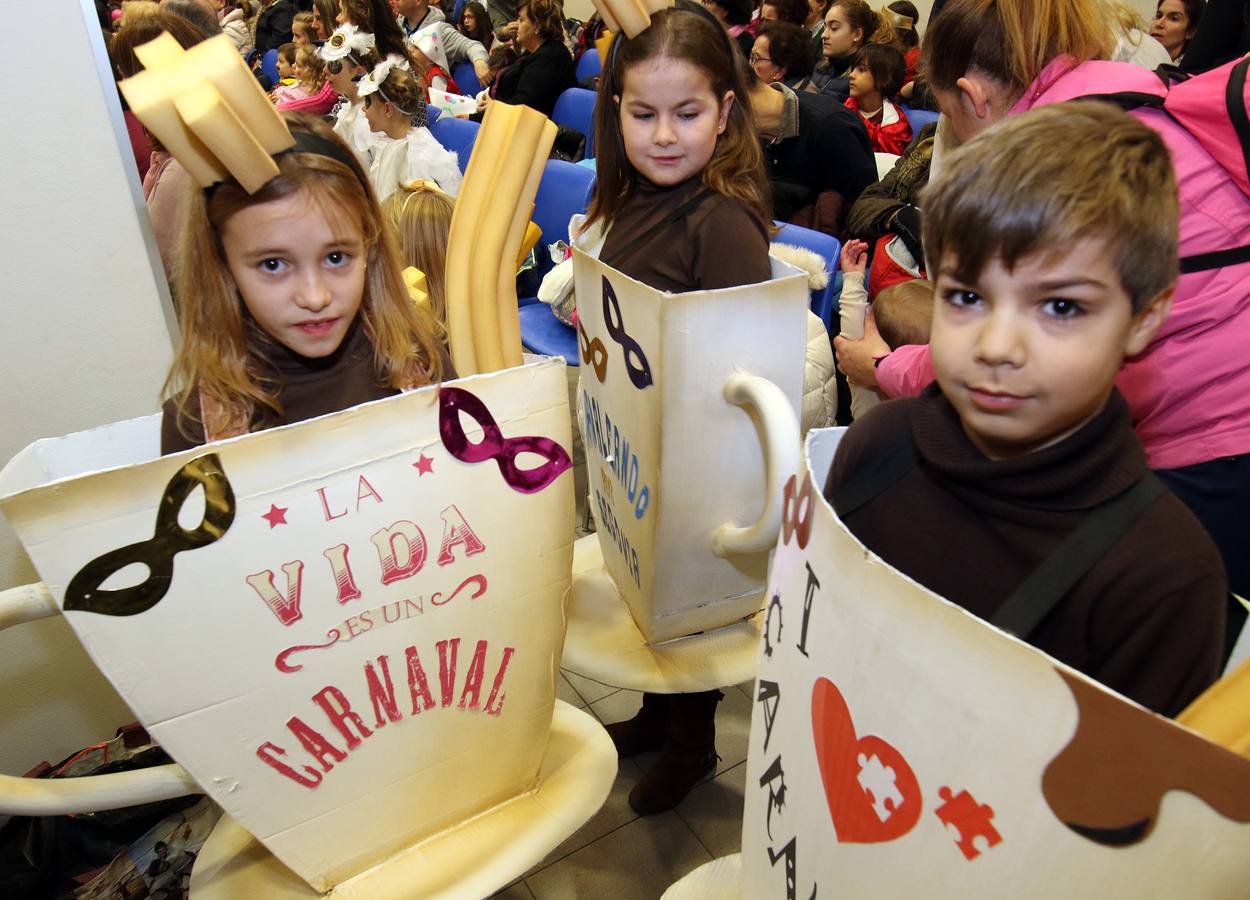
318;23;377;62
356;52;411;98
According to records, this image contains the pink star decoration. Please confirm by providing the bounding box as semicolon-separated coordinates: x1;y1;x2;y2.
413;453;435;476
261;504;288;528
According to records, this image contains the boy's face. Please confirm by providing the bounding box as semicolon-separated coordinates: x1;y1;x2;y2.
929;240;1171;460
279;56;295;78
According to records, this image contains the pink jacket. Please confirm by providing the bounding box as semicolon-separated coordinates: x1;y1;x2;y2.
877;57;1250;470
276;79;339;115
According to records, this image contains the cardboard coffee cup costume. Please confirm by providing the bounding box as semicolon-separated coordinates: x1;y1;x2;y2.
0;33;618;896
665;429;1250;899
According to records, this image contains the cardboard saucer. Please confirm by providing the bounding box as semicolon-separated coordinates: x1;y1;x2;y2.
561;536;764;693
188;701;615;899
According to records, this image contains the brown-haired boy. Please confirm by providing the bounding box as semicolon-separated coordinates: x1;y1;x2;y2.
824;102;1226;717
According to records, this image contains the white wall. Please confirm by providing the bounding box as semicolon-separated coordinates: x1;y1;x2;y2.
0;0;177;774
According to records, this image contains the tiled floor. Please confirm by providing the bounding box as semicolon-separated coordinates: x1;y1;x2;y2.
492;675;755;900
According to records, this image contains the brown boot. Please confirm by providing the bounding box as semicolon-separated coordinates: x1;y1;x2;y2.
628;690;723;815
605;692;669;758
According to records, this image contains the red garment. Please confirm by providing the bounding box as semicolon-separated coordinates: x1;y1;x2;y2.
424;65;461;97
845;97;913;155
904;46;920;83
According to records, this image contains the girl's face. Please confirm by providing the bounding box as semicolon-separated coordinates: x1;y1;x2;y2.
336;1;350;25
220;189;367;359
328;61;362;96
313;6;329;40
293;24;310;46
1151;0;1195;60
847;62;876;100
822;5;862;58
363;96;394;133
750;35;785;83
462;8;477;31
618;57;733;187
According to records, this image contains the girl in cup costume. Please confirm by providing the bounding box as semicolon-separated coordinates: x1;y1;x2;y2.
161;113;447;452
584;2;773;814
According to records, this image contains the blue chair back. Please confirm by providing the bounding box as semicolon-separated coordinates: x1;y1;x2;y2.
260;49;280;89
452;0;468;22
532;158;597;253
427;113;481;174
772;222;842;331
575;49;601;83
550;87;598;158
451;60;481;97
901;104;939;134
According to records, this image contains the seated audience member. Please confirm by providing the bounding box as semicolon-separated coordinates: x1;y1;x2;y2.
396;0;445;36
322;32;378;159
825;103;1226;718
219;0;254;54
291;10;316;46
759;0;809;26
409;23;459;95
484;44;518;90
458;1;495;52
844;120;934;254
1151;0;1206;61
112;11;208;281
311;0;338;39
746;68;877;231
272;41;298;87
845;42;912;154
382;181;454;345
802;0;874;99
361;58;462;200
337;0;412;60
1180;0;1245;72
703;0;757;56
883;0;919;83
276;43;339;112
160;0;222;35
484;0;574;117
805;0;831;57
751;21;816;88
255;0;298;51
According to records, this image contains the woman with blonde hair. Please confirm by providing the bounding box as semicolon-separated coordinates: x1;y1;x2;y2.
382;182;455;344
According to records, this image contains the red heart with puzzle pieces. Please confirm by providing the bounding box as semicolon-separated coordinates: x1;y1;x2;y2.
811;676;922;842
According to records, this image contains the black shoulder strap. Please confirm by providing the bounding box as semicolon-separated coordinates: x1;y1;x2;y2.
608;188;715;269
831;428;919;520
990;473;1169;640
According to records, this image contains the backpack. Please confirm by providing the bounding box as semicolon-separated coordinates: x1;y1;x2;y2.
1082;56;1250;275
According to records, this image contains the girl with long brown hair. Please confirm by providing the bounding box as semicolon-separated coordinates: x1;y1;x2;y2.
161;113;446;452
585;2;771;815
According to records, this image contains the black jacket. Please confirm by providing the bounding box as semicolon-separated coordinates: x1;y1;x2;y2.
493;39;576;118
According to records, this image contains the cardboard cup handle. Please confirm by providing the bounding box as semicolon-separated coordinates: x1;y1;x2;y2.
0;582;201;815
711;373;799;557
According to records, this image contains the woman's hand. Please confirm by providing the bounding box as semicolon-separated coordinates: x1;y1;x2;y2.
834;311;890;390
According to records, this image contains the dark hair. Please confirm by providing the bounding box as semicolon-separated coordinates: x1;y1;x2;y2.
710;0;754;27
163;0;221;36
458;1;494;48
922;0;1115;96
852;42;906;97
338;0;411;60
761;0;809;26
921;102;1178;313
758;21;816;80
886;0;920;48
278;41;297;64
519;0;566;44
1156;0;1207;50
588;5;769;229
110;12;207;80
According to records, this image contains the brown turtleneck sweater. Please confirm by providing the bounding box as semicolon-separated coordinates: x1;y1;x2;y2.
823;386;1226;717
161;319;424;454
599;175;771;294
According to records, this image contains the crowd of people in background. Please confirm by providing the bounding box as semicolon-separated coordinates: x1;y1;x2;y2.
88;0;1250;817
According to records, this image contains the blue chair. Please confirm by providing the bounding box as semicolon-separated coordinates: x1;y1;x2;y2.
551;87;597;159
901;104;940;146
575;49;601;83
451;60;481;97
518;159;598;363
772;222;842;332
452;0;468;22
260;49;280;90
427;113;480;174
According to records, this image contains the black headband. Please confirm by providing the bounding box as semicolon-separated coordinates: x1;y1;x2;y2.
203;130;371;198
